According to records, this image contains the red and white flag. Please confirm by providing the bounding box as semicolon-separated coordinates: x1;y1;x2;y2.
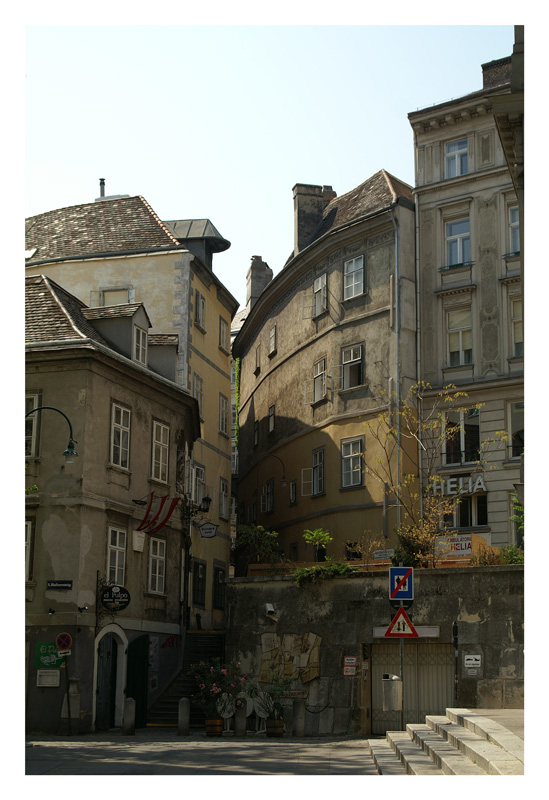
136;492;180;535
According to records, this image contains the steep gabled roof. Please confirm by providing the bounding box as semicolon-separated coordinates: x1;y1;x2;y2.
25;196;182;265
25;274;113;346
309;169;414;245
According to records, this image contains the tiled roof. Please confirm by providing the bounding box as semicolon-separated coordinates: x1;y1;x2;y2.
82;304;146;321
25;196;181;264
25;274;111;347
309;169;413;245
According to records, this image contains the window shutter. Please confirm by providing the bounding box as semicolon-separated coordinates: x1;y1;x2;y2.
304;378;314;404
332;365;343;391
301;468;313;496
302;293;315;319
128;288;136;303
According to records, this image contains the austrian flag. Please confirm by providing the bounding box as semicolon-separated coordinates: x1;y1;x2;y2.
136;493;180;535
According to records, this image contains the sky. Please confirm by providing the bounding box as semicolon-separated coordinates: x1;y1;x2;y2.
24;23;516;310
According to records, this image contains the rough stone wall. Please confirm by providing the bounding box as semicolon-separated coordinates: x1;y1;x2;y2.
226;566;523;735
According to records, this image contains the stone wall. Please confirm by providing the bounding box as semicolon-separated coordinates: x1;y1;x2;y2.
225;566;523;735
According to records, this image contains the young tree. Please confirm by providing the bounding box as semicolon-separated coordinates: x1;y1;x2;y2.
232;524;282;576
363;382;506;567
303;527;333;562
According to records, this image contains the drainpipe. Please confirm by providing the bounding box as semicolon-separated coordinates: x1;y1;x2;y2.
390;210;401;531
412;128;424;519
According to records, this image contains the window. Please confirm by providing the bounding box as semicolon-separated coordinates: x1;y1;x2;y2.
133;326;147;365
149;537;166;593
269;325;277;356
444;409;480;465
107;526;126;585
254;344;261;375
25;394;39;457
343;256;364;299
195;291;206;329
341;345;363;389
268;405;276;433
312;448;325;495
446;219;471;266
25;520;33;582
313;358;327;402
152;421;169;483
445;138;468;178
219;317;229;352
313;274;328;316
446;493;488;528
511;298;523;357
190;463;206;505
341;437;363;487
219;478;229;519
509;402;524;459
253;420;259;447
111;404;131;468
289;480;297;505
261;478;275;513
231;442;239;473
219;394;229;435
509;206;520;254
193;373;204;418
103;288;132;306
192;560;206;606
447;308;472;366
213;566;226;609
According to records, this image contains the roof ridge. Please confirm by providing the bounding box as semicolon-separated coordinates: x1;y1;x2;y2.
136;196;180;246
40;275;88;341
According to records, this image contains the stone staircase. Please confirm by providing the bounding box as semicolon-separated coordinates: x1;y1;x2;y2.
367;708;524;775
147;631;225;727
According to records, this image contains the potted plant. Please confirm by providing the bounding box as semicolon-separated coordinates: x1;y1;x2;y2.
250;666;294;737
189;658;250;735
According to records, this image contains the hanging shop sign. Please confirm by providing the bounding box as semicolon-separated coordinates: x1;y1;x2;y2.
199;523;218;538
101;584;131;612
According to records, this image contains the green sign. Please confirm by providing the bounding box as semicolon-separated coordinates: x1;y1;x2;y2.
35;642;65;668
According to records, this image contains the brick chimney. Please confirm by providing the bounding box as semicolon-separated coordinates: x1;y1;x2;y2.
293;184;336;254
482;56;512;89
246;255;273;312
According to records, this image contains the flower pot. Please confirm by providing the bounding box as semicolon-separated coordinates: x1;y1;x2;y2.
265;718;284;737
205;718;224;736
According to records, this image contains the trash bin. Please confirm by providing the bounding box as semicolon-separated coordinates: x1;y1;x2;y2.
382;673;402;711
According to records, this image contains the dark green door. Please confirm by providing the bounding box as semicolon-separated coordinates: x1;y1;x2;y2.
96;634;118;730
127;635;149;728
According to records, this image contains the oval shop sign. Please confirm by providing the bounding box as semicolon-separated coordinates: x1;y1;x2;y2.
101;585;131;612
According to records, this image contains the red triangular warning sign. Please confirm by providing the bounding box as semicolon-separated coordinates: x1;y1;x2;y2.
384;607;419;638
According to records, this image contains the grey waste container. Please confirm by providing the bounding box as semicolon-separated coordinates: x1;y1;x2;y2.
382;673;402;711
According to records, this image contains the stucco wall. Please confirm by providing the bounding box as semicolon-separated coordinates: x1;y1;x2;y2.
225;566;523;735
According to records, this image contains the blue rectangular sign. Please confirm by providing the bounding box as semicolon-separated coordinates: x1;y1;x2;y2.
389;566;414;600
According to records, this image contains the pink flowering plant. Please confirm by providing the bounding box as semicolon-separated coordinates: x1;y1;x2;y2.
189;658;251;719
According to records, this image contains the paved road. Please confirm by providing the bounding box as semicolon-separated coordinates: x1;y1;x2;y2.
25;731;379;775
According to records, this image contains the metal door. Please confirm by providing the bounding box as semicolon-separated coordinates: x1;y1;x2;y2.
371;642;454;735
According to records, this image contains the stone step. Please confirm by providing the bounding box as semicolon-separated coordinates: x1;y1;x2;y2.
386;731;445;775
425;715;524;775
445;708;524;764
407;724;487;774
366;739;408;775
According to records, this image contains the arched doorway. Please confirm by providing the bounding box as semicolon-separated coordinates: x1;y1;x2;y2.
94;625;128;730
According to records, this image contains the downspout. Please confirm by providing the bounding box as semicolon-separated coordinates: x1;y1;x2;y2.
390;209;401;531
413;127;424;520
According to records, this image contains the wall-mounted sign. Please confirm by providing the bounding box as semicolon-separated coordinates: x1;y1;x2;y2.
432;474;486;497
101;585;131;612
464;654;482;669
47;580;73;590
37;670;60;687
35;642;65;668
374;549;394;560
343;666;357;676
56;632;72;651
199;523;218;538
435;533;472;559
344;656;358;666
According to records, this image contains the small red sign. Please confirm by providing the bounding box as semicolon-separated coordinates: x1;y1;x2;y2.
56;632;72;651
384;608;418;638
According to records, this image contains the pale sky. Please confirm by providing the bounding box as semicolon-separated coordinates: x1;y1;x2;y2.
25;23;515;309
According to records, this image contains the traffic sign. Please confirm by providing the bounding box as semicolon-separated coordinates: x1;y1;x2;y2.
389;566;414;600
384;607;418;638
56;632;72;651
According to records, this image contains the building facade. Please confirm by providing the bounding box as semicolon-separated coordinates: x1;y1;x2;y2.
409;55;523;548
232;172;417;562
25;275;200;732
25;192;239;630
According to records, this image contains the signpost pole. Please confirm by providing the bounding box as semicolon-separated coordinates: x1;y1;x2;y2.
399;562;404;731
64;656;72;736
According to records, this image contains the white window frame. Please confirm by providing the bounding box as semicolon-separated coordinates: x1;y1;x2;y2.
219;394;229;435
260;478;275;513
289;479;297;505
253;420;259;447
193;373;204;418
444;138;468;178
445;493;488;529
111;403;131;469
25;393;39;458
107;525;126;585
195;290;206;330
508;401;524;460
510;297;523;358
312;447;325;495
509;205;520;254
219;477;229;519
313;273;328;316
189;462;206;505
268;404;275;433
25;520;33;582
148;537;166;594
312;358;327;403
343;256;364;300
269;324;277;356
447;307;473;366
133;325;148;365
341;344;363;389
443;408;480;466
446;218;471;267
152;421;169;483
341;437;363;488
231;441;239;473
255;344;261;374
219;317;229;352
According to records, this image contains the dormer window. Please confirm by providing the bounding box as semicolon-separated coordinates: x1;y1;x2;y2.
134;326;148;365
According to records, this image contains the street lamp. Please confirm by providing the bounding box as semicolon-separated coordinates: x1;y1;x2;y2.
25;406;78;463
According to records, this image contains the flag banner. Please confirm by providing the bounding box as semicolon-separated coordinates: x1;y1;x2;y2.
136;493;180;535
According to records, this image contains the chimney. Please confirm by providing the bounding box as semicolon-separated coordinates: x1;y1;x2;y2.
481;56;512;89
293;184;336;254
246;256;273;312
99;178;105;197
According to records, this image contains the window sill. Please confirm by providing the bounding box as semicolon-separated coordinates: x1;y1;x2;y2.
503;457;523;469
218;430;230;440
338;383;367;395
340;483;364;492
144;591;167;599
194;322;206;334
310;397;329;408
268;349;277;359
437;462;480;475
148;477;171;489
439;261;474;273
218;345;230;356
